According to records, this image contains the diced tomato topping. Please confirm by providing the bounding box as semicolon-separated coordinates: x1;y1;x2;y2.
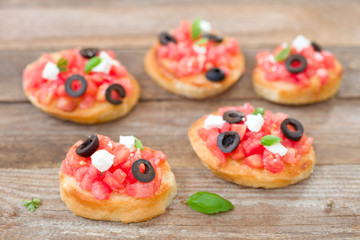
24;48;132;112
244;154;264;169
156;20;240;78
263;150;284;173
256;42;336;87
75;166;88;182
91;181;112;200
206;132;227;164
197;103;313;174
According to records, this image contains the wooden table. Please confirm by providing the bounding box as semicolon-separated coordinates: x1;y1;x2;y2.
1;1;359;239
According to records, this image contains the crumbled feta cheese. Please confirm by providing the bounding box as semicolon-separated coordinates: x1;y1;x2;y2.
108;141;113;148
245;114;264;132
265;142;288;156
42;62;59;81
268;55;276;63
193;44;207;54
91;149;115;172
314;52;324;61
292;35;311;52
119;135;136;152
204;114;225;129
92;51;119;74
200;20;212;33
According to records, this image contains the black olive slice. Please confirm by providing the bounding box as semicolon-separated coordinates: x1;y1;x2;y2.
65;74;88;97
159;32;177;46
311;42;322;52
79;48;100;59
76;134;100;158
131;159;156;183
202;33;223;43
280;118;304;141
206;68;226;82
217;131;240;153
285;54;307;74
223;110;245;123
105;84;126;105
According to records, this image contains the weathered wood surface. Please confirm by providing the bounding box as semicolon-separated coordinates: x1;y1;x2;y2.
0;166;359;240
1;0;360;50
0;99;359;168
1;0;360;239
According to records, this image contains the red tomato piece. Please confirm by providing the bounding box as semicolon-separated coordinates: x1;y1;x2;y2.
206;132;227;163
231;124;247;140
263;150;284;173
243;154;264;168
91;181;112;200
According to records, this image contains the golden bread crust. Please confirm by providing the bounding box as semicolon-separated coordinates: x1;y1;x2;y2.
252;60;343;105
59;160;177;223
144;42;245;99
23;52;140;124
188;117;316;188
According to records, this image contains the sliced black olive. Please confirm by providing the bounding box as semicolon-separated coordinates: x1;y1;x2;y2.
206;68;225;82
285;54;307;74
280;118;304;141
79;48;99;58
311;42;322;52
223;110;245;123
105;84;126;105
217;131;240;153
159;32;177;46
202;33;223;43
65;74;87;97
131;159;156;183
76;134;100;158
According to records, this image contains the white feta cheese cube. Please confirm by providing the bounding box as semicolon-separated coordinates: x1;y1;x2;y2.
200;20;212;33
265;142;288;157
91;58;112;74
292;35;311;52
245;114;264;132
91;149;115;172
119;135;136;152
204;114;225;129
42;62;59;81
107;141;113;148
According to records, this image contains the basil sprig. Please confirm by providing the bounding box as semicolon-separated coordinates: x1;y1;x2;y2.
191;18;202;40
23;198;41;212
274;46;291;62
57;57;68;72
186;192;234;214
252;107;265;116
85;56;101;73
134;137;144;150
261;135;282;146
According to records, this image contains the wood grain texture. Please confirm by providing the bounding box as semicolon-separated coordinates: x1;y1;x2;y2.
1;47;359;102
0;166;359;240
0;99;359;168
0;0;359;50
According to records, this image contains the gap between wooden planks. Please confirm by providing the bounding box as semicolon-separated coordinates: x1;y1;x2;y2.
0;166;359;239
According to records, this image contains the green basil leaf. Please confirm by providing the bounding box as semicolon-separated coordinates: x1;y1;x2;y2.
191;18;202;40
57;57;68;72
23;198;41;213
252;107;265;116
134;137;144;150
85;56;101;73
186;192;234;214
261;135;282;146
195;37;209;45
274;46;290;62
22;199;32;207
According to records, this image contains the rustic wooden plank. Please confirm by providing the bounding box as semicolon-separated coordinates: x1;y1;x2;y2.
0;166;359;239
0;99;359;168
0;0;359;50
1;47;359;102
